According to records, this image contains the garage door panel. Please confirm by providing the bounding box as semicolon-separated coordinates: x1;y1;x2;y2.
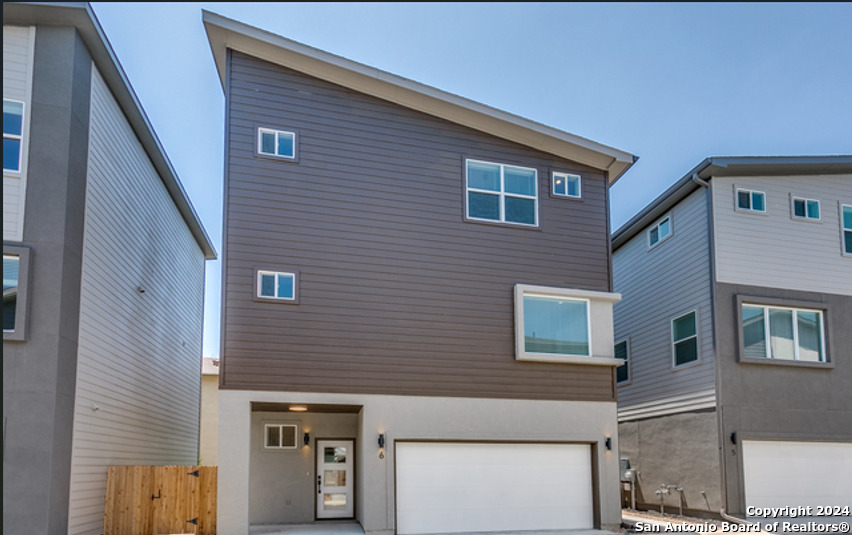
742;440;852;510
396;442;593;535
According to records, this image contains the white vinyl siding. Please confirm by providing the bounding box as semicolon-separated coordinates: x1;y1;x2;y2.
713;175;852;296
3;25;35;242
67;67;206;535
613;188;716;420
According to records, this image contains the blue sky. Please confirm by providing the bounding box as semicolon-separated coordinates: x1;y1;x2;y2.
88;2;852;358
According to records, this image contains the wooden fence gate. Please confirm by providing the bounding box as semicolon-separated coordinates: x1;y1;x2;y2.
104;465;217;535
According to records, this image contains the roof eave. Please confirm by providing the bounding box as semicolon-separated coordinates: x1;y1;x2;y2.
612;155;852;249
202;10;636;184
5;2;217;260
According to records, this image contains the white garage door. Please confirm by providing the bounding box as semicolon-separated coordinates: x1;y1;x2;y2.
396;442;594;535
742;440;852;513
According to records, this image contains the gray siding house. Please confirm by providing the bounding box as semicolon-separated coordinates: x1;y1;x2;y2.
204;11;637;535
612;156;852;520
3;3;215;535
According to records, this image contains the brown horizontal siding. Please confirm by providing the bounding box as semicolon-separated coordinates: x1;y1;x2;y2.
221;50;614;401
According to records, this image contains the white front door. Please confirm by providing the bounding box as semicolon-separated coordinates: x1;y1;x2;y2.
316;439;355;519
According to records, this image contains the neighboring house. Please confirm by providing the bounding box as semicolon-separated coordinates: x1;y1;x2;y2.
200;356;221;465
203;11;636;535
612;156;852;520
3;3;216;535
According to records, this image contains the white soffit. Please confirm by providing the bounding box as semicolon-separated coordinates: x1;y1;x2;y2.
202;10;636;183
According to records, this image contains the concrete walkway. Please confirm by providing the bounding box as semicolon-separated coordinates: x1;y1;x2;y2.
249;524;622;535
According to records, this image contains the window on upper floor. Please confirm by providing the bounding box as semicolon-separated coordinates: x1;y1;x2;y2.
741;303;825;362
256;270;298;303
791;196;820;221
3;245;30;341
614;339;630;383
841;204;852;255
736;188;766;213
258;128;297;160
264;423;298;449
465;159;538;227
4;99;24;172
552;172;581;199
647;215;672;249
514;284;621;366
671;310;698;367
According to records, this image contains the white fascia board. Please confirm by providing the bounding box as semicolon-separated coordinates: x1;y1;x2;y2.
202;10;636;183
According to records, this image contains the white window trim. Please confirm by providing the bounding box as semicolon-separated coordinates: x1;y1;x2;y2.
514;284;621;365
256;270;297;302
552;171;582;199
841;203;852;256
734;187;766;214
671;309;699;369
257;127;297;160
790;195;821;222
465;158;539;227
742;303;826;363
615;338;631;384
263;423;299;450
3;99;25;174
647;215;672;249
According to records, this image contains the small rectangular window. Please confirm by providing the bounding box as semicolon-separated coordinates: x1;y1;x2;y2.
648;215;672;248
3;255;20;332
740;303;825;362
466;159;538;227
258;128;296;159
256;270;297;302
3;99;24;172
736;188;765;213
264;423;298;449
3;245;30;341
614;339;629;383
552;172;581;198
792;197;820;221
841;204;852;255
672;310;698;367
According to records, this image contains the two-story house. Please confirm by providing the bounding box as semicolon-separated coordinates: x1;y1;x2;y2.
3;3;216;534
203;11;637;535
612;156;852;521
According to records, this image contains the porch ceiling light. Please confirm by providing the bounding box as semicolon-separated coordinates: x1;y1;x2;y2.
289;405;308;412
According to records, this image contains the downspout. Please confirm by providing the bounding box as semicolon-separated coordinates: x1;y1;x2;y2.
691;172;710;189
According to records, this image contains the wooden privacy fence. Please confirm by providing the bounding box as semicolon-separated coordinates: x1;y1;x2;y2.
104;465;217;535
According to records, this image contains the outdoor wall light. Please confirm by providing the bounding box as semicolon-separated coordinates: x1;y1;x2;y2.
605;437;612;451
378;433;385;449
303;432;310;446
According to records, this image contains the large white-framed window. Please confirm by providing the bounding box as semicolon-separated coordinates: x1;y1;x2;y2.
3;99;25;172
614;339;630;383
735;188;766;213
514;284;621;365
741;303;825;362
264;423;299;450
841;204;852;255
552;172;581;199
256;270;298;303
258;127;297;160
671;310;698;367
647;215;672;249
465;159;538;227
791;196;820;221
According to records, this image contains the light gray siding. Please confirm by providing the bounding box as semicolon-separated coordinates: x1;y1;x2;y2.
2;24;34;242
67;66;206;535
613;187;716;419
712;174;852;296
